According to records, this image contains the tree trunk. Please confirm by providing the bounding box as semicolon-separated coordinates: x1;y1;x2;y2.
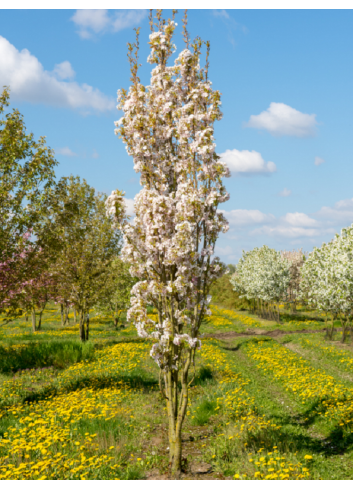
74;309;77;323
79;311;89;341
327;314;335;340
60;304;64;326
79;311;85;341
64;307;70;325
277;302;280;324
114;318;119;328
162;350;191;478
31;309;36;332
86;313;89;341
38;311;42;330
37;302;47;330
341;316;348;343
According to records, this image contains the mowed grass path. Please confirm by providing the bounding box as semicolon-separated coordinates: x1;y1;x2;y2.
0;304;352;479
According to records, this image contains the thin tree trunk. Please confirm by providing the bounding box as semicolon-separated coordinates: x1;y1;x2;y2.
65;307;70;325
341;316;348;343
60;304;64;326
31;309;36;333
86;313;89;341
74;309;77;323
161;349;192;478
79;311;89;342
327;314;335;340
37;302;47;330
277;302;280;324
79;311;85;341
38;311;42;330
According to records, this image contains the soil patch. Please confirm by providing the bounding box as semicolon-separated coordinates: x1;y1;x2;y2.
205;328;334;340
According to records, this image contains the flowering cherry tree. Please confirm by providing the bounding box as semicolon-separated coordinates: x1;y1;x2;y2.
106;10;229;476
231;245;290;322
0;233;57;331
300;226;353;341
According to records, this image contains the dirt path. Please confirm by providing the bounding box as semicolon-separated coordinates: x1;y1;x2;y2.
204;327;336;340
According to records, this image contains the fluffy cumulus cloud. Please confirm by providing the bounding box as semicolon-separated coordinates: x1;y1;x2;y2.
283;212;319;228
52;61;75;80
0;36;114;111
219;149;276;176
314;156;325;166
253;212;322;239
71;9;147;39
246;102;318;137
253;225;322;238
217;196;353;263
222;209;274;226
316;198;353;224
279;188;291;197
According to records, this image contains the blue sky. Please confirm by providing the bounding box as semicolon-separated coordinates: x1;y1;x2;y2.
1;9;352;264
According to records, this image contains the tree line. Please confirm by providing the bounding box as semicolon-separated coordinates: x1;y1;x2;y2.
0;87;136;340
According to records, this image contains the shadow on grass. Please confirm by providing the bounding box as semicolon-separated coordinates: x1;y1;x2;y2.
193;365;215;385
19;369;158;405
0;340;95;373
244;412;353;457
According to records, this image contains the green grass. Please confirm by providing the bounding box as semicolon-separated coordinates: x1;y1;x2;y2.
0;303;352;480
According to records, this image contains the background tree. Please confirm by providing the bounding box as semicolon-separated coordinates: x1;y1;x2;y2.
106;10;230;476
37;175;123;341
15;246;57;332
0;232;57;330
0;87;57;318
209;269;249;310
231;246;290;322
281;249;306;314
300;228;353;342
95;258;138;328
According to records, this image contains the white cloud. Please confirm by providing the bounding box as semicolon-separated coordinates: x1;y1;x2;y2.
220;149;276;176
92;150;99;159
253;225;322;238
222;209;274;226
212;9;230;19
314;156;325;166
283;212;318;228
279;188;291;197
56;146;77;157
214;245;233;255
71;9;147;39
246;102;318;137
0;36;114;111
124;198;135;215
316;198;353;223
52;61;75;80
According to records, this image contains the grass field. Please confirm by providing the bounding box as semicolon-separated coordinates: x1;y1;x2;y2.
0;304;352;479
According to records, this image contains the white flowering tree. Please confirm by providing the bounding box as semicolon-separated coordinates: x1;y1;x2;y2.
231;245;290;322
300;227;353;341
106;10;229;476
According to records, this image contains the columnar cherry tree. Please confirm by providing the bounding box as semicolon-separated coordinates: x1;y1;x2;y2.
106;10;230;476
